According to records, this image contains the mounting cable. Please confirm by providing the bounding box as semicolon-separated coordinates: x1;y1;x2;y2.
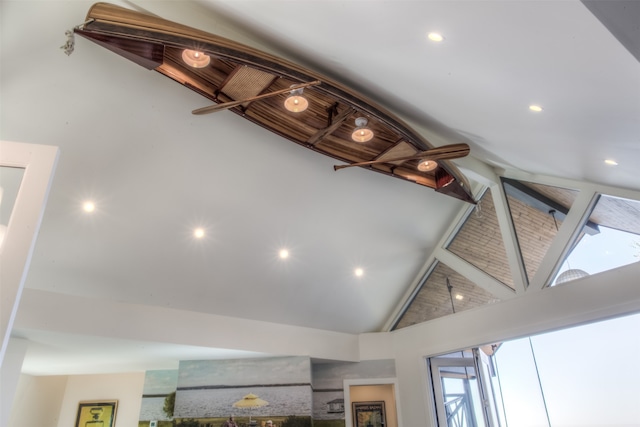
529;337;552;427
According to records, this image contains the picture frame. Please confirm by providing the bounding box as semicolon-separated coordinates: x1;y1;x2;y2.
75;400;118;427
352;401;386;427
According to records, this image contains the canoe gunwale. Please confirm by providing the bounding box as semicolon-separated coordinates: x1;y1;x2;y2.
79;22;429;148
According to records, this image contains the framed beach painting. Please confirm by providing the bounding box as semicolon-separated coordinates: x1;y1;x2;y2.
353;401;386;427
75;400;118;427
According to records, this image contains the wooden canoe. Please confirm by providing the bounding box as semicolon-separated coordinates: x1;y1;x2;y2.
74;2;475;203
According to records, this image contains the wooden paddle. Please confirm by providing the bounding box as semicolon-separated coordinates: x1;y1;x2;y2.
333;143;470;171
192;80;321;115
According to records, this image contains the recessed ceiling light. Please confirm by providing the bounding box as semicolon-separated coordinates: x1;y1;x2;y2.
279;249;289;259
455;294;464;301
427;32;444;42
193;228;205;239
354;267;364;277
82;201;95;213
529;105;543;112
604;159;618;166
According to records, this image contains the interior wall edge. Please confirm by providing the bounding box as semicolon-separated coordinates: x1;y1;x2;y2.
14;288;361;362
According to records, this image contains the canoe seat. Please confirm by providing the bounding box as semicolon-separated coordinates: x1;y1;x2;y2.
220;65;277;108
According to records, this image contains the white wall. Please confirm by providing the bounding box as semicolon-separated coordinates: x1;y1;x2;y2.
10;264;640;427
358;332;393;361
16;289;361;365
9;374;67;427
9;373;144;427
56;372;145;427
1;338;28;426
9;263;640;427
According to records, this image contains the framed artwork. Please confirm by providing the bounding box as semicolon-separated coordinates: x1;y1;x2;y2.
352;401;386;427
75;400;118;427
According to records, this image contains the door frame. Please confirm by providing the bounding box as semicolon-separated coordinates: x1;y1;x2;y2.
343;377;402;427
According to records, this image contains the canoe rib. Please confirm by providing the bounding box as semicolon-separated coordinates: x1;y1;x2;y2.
307;106;355;147
75;2;475;203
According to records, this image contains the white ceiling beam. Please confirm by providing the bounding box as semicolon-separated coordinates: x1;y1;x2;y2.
489;183;528;294
382;182;486;332
435;247;516;301
528;187;599;291
392;260;640;360
498;169;640;291
381;252;438;332
0;141;58;369
500;169;640;200
454;156;501;187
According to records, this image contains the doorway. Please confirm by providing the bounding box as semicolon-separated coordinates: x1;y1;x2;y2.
428;349;502;427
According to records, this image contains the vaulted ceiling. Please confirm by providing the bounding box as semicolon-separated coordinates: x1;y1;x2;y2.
1;0;638;375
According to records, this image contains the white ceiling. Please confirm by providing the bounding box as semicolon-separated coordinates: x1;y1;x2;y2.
1;0;639;375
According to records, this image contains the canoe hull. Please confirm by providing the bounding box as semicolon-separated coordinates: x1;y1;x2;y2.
75;2;475;203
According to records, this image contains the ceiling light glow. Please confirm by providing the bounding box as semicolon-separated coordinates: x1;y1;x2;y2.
354;267;364;277
284;87;309;113
182;49;211;68
352;117;374;143
529;105;543;112
194;228;205;239
428;32;444;42
279;249;289;259
604;159;618;166
417;159;438;172
0;224;7;247
455;294;464;300
83;201;95;213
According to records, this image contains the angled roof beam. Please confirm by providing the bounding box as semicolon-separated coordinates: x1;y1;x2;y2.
528;188;599;292
501;177;600;235
435;247;516;301
489;183;528;294
382;182;486;332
